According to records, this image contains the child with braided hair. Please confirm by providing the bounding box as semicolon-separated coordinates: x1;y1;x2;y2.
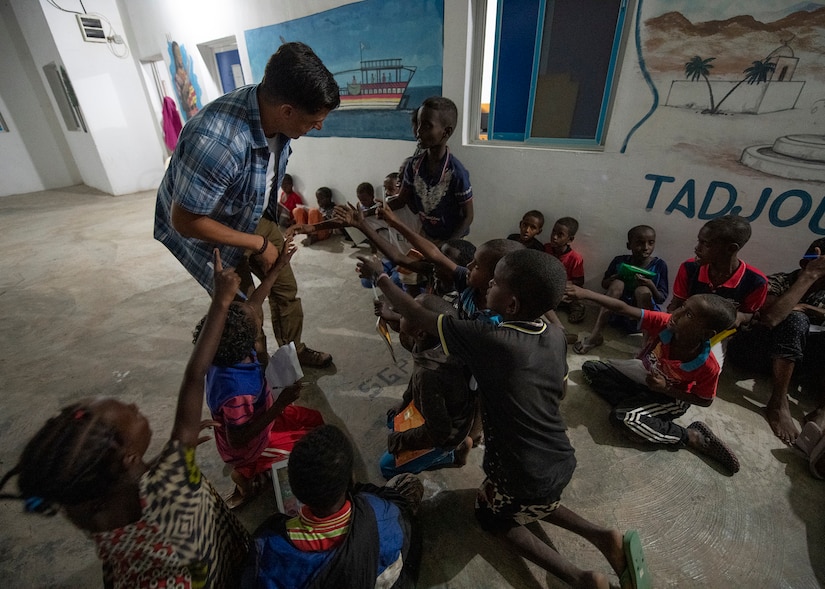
196;236;324;508
0;250;251;589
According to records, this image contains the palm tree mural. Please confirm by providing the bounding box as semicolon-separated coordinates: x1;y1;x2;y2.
684;55;716;113
710;59;776;114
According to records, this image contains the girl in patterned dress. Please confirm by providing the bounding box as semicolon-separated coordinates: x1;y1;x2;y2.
1;250;251;588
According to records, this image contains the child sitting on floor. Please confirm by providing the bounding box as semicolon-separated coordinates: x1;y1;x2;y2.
275;173;304;228
668;214;768;367
242;424;424;589
544;216;586;324
0;251;251;588
196;236;324;508
379;294;474;479
507;209;546;251
568;284;741;474
358;249;648;589
574;225;669;354
292;186;336;245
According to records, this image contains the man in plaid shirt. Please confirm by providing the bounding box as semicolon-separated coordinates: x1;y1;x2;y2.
155;42;339;368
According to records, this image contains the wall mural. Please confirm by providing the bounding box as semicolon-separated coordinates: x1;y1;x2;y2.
168;40;202;121
244;0;444;140
627;2;825;234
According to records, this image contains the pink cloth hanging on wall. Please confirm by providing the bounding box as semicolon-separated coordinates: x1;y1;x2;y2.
162;95;183;152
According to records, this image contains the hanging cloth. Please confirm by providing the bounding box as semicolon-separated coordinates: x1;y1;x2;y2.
162;95;183;152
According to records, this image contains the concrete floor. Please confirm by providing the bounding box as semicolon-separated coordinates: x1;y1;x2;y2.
0;186;823;588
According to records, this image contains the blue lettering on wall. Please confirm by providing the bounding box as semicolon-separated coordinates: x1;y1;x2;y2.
644;174;825;235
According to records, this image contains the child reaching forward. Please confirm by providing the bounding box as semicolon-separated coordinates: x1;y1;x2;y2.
568;284;741;474
197;236;323;508
379;294;474;479
0;250;250;588
358;249;649;589
574;225;669;354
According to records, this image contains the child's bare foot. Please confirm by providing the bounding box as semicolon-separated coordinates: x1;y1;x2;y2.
595;528;627;581
577;570;613;589
454;436;473;466
766;395;799;445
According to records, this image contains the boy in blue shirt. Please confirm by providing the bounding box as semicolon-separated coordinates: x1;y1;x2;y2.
573;225;668;354
391;96;473;243
358;249;649;589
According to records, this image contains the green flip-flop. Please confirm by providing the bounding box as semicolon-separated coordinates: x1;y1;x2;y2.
620;530;652;589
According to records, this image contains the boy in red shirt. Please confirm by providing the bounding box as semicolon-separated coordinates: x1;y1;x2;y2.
568;285;741;474
545;216;586;324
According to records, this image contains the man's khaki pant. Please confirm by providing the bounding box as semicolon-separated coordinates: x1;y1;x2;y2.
237;216;305;356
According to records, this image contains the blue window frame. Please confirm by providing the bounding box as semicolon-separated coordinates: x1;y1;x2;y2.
482;0;629;146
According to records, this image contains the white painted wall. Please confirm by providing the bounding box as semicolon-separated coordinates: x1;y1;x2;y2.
3;0;166;196
0;2;80;195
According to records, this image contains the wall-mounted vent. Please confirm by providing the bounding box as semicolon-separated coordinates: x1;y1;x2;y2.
76;14;106;43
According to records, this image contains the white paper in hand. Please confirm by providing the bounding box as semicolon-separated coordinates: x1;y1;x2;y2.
265;342;304;402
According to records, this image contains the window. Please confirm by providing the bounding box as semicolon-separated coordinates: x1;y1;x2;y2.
477;0;629;146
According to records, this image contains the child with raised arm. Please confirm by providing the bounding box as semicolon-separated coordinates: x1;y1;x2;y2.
545;216;587;324
0;250;251;588
574;225;669;354
507;210;546;251
197;237;324;508
370;202;522;324
391;96;473;243
358;249;649;589
379;294;474;479
243;425;424;588
568;284;741;474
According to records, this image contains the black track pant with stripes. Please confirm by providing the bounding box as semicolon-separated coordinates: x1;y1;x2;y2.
582;360;690;446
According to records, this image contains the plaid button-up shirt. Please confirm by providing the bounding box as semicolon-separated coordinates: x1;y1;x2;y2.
154;84;291;292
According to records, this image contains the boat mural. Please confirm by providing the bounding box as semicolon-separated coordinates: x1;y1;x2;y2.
334;57;417;110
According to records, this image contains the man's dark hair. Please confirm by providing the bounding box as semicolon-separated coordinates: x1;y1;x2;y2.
703;215;751;248
260;42;340;114
498;249;567;319
555;216;579;238
288;425;354;513
193;303;255;367
420;96;458;128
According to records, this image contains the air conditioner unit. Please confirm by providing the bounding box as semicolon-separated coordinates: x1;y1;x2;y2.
76;14;106;43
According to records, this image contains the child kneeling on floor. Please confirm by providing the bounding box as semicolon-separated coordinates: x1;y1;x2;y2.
567;285;741;474
0;251;251;588
243;424;423;589
197;236;323;508
359;249;649;589
380;293;474;478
